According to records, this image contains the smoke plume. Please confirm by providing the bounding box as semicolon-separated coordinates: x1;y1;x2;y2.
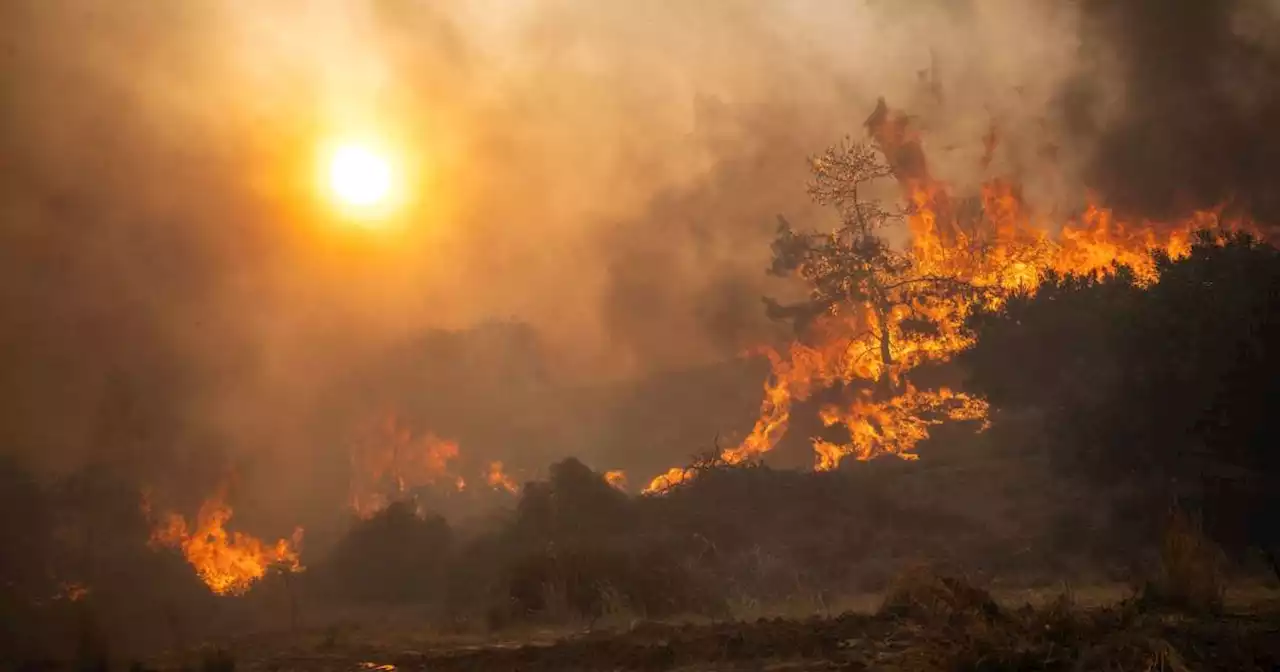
1064;0;1280;221
2;1;1171;519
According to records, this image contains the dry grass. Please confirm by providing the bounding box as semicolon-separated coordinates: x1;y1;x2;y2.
1139;508;1227;614
1073;632;1191;672
194;646;236;672
107;571;1280;671
861;567;1268;672
879;565;1002;624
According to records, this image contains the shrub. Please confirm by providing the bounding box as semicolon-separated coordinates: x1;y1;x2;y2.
1138;508;1225;613
879;566;1001;624
316;501;452;603
196;646;235;672
1074;633;1189;672
496;543;724;627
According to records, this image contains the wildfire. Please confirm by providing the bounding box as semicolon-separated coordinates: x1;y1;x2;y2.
643;98;1262;494
349;412;464;517
644;467;693;494
486;461;520;494
148;485;302;596
813;385;990;469
604;469;629;492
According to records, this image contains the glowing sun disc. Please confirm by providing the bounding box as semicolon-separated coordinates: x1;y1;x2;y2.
328;144;393;208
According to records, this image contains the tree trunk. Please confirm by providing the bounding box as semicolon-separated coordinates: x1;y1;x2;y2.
282;568;299;633
879;330;894;384
873;301;896;395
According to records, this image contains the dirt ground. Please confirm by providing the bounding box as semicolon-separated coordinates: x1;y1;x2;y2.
150;586;1280;672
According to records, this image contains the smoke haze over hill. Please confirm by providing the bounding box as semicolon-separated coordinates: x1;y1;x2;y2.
1;0;1276;522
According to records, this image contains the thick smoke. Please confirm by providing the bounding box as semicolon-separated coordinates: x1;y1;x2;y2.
0;1;1086;518
0;1;283;482
1065;0;1280;222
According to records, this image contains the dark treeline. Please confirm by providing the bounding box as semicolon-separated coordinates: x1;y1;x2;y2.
962;230;1280;566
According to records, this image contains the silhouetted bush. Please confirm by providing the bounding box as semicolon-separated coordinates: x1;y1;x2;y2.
1138;509;1225;614
466;458;725;626
495;541;725;626
196;645;235;672
315;501;452;603
879;567;1001;624
508;458;634;547
0;456;63;662
963;232;1280;566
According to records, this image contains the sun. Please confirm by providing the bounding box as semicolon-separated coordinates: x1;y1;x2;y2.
327;143;394;209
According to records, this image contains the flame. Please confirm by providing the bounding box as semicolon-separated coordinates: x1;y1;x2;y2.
349;412;463;517
813;385;990;469
604;469;629;492
643;99;1264;492
148;485;302;596
486;460;520;494
643;467;695;494
56;582;90;602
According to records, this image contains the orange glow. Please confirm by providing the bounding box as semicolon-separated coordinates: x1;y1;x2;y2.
604;469;629;492
148;484;302;596
56;582;90;602
486;460;520;494
349;412;463;517
643;466;695;495
642;101;1264;491
814;385;990;468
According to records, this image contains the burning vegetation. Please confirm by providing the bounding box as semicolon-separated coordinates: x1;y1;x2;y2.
603;469;629;492
119;100;1274;615
5;93;1280;667
643;99;1263;494
485;461;520;494
8;0;1280;667
146;483;303;596
348;412;466;517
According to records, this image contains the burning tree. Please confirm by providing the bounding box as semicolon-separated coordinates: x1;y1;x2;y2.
759;136;992;470
767;139;985;394
643;98;1261;494
644;113;998;493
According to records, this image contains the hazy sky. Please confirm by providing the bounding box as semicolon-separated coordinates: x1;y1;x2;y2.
2;0;1276;519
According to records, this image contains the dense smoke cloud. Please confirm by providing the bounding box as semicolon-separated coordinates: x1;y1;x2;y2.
1065;0;1280;222
0;1;1090;515
0;1;283;481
